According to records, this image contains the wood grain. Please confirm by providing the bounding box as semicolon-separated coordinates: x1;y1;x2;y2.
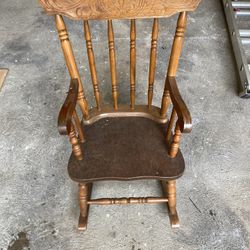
40;0;201;20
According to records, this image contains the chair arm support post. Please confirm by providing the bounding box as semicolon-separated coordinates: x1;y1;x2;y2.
73;110;85;143
166;108;177;145
58;78;83;160
168;122;182;158
166;77;192;133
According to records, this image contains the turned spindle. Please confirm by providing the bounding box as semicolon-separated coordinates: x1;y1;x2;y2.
130;19;136;109
108;20;118;110
148;18;159;109
84;21;101;110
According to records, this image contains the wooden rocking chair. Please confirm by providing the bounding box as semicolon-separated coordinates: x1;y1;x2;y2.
39;0;201;230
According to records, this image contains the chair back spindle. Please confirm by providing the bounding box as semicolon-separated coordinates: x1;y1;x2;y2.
108;20;118;110
130;19;136;109
148;18;159;109
55;15;89;119
84;21;101;111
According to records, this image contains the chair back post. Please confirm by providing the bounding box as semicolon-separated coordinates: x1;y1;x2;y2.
161;12;187;118
55;14;89;119
161;12;188;157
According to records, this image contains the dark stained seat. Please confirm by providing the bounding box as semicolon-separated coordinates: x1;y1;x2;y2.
68;117;185;182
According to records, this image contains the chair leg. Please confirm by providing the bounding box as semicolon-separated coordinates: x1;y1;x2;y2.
166;180;180;228
161;180;180;228
78;183;92;231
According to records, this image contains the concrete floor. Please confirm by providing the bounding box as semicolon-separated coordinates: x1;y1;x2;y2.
0;0;249;249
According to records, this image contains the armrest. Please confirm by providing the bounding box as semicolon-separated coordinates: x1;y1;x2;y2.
58;78;79;135
167;76;192;133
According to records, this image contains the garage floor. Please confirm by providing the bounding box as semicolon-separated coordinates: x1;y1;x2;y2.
0;0;249;249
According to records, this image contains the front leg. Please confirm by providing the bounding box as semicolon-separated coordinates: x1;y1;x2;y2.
78;183;92;231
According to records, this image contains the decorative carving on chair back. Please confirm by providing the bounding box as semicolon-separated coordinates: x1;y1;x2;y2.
39;0;201;20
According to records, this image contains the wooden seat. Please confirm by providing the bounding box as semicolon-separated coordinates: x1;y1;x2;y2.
68;117;185;182
39;0;201;231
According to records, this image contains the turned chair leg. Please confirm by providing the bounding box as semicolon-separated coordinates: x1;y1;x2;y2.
78;183;92;231
166;180;179;228
161;180;180;228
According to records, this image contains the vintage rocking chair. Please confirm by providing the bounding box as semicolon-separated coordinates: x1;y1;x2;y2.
39;0;201;230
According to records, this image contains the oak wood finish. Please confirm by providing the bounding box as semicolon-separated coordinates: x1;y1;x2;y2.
161;180;179;228
87;197;168;205
84;21;101;110
148;18;159;109
73;110;85;143
167;76;192;133
58;79;83;160
167;12;187;77
166;109;177;145
130;19;136;109
161;12;187;118
78;183;92;231
166;180;179;228
108;20;118;110
55;15;89;119
169;123;182;158
69;126;83;160
40;0;201;20
83;104;168;125
39;0;201;231
160;89;171;118
58;79;79;136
